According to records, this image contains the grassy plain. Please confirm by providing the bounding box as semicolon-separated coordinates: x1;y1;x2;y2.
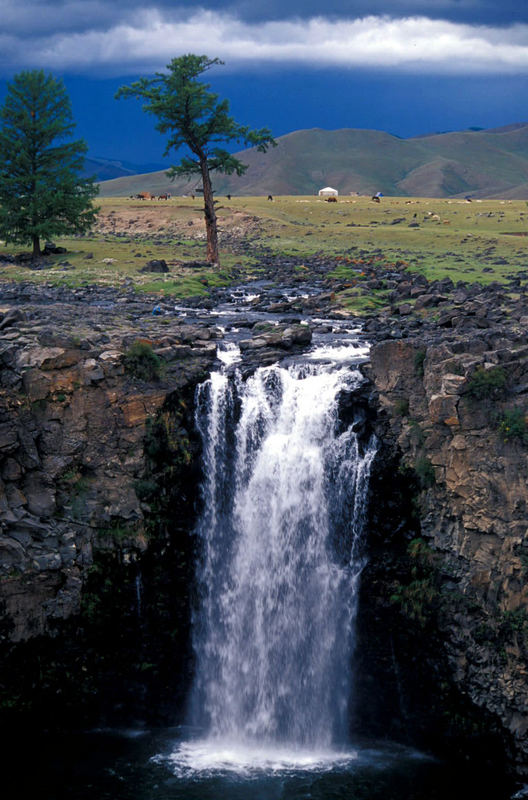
1;195;527;311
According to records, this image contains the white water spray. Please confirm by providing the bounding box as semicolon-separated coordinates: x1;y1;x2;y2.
187;357;376;767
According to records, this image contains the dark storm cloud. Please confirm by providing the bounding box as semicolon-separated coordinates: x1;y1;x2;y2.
1;1;528;76
1;0;526;40
229;0;528;26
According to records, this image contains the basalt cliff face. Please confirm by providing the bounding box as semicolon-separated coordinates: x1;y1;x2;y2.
0;303;217;643
0;289;224;726
364;333;528;775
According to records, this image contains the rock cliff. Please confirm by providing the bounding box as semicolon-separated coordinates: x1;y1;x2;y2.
364;330;528;775
0;291;217;644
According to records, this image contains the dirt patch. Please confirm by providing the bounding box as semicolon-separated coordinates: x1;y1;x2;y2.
95;205;262;241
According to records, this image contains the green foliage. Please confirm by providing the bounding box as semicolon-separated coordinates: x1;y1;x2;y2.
414;454;436;489
465;365;507;400
134;477;158;502
117;55;275;178
408;418;425;446
97;524;136;544
123;341;165;382
390;537;439;627
144;411;192;467
500;609;528;637
497;407;528;443
408;536;436;566
445;359;465;376
394;397;410;417
414;348;426;377
519;550;528;577
116;54;275;263
31;398;47;411
0;70;98;256
390;577;437;627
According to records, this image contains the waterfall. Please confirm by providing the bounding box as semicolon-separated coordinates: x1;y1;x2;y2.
190;358;376;758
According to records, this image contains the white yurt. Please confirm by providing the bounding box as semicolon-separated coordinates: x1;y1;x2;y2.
318;186;338;197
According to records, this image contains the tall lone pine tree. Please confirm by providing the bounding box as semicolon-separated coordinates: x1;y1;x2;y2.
117;54;275;265
0;70;98;258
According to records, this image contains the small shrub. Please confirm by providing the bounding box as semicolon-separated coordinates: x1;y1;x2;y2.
501;608;528;633
60;468;79;483
415;455;435;489
408;537;435;567
497;407;528;443
465;365;506;401
518;551;528;576
500;609;528;641
414;348;426;377
389;578;437;627
97;525;135;543
445;359;465;376
123;341;165;382
409;419;425;446
134;478;158;501
394;397;410;417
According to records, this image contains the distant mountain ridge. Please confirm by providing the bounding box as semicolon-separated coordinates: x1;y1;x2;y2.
83;156;168;182
97;123;528;198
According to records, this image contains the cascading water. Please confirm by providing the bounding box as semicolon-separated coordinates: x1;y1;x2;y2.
180;356;376;770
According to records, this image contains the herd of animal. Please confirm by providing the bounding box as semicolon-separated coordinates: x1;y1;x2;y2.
132;191;171;200
131;191;385;203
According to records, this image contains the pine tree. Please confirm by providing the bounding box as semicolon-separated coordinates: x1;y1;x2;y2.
117;55;275;265
0;70;98;258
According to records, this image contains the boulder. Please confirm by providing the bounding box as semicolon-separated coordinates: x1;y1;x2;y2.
140;259;169;273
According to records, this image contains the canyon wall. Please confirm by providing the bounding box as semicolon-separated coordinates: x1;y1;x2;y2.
364;333;528;774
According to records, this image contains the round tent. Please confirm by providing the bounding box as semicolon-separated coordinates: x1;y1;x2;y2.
318;186;338;197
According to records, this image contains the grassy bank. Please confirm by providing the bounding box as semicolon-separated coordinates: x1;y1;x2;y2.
0;195;527;303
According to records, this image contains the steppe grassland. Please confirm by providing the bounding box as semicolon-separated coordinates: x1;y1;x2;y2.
0;196;527;306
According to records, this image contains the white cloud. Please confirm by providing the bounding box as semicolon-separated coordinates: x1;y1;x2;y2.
3;10;528;75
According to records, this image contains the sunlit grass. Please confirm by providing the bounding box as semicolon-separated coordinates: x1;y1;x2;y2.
1;195;527;302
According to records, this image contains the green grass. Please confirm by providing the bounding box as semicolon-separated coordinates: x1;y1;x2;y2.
1;195;527;305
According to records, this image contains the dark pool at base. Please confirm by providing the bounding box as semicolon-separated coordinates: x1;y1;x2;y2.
18;727;516;800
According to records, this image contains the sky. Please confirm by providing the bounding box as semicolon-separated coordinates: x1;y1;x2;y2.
1;0;528;164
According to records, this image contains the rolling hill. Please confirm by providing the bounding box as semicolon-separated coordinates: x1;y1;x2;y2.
83;157;169;182
97;124;528;198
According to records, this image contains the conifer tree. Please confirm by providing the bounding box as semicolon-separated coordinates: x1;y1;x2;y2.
0;70;98;258
117;55;275;265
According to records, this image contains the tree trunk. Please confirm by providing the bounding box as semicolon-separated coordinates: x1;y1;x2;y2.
200;160;218;265
32;234;41;259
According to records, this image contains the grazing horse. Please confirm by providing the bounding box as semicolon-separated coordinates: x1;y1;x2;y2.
326;196;337;203
267;194;274;201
